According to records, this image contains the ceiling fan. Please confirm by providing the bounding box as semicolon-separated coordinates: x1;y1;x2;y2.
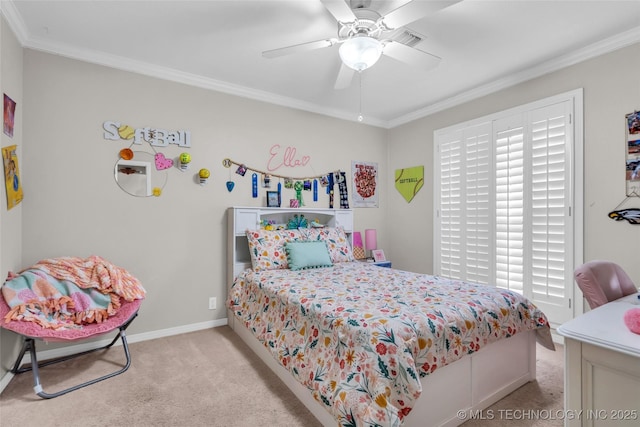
263;0;461;89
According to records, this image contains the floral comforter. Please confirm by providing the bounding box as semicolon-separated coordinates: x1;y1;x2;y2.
228;262;553;427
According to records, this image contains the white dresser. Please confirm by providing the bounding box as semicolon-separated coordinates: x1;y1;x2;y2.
557;293;640;426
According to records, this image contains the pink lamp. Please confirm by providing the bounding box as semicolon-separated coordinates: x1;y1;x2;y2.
365;229;377;258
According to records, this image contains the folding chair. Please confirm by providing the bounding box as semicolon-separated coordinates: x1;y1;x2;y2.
0;296;142;399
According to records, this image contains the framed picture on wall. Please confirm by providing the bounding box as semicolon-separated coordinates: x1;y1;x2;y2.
266;191;280;207
625;111;640;196
3;94;16;138
372;249;386;262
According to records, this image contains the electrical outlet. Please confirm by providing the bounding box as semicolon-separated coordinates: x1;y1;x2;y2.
208;297;217;310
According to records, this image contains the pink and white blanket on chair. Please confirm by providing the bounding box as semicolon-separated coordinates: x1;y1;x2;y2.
1;255;145;331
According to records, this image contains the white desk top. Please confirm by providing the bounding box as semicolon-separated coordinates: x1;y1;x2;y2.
557;293;640;358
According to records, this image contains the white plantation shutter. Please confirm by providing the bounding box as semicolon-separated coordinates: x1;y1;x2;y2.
436;123;492;283
463;125;492;284
494;117;525;294
435;94;577;327
527;101;573;323
438;130;463;279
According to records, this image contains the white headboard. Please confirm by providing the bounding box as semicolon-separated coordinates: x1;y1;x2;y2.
227;207;353;277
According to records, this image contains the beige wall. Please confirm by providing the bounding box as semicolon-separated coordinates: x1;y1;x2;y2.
0;16;23;381
387;42;640;294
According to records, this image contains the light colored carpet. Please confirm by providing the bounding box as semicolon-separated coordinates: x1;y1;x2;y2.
0;327;563;426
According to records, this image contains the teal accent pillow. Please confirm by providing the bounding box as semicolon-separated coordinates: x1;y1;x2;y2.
285;241;333;271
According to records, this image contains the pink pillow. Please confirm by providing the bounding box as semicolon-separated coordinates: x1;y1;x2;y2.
246;229;304;270
623;308;640;334
303;227;354;263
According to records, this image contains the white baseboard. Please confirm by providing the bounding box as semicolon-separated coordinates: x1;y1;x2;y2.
0;317;228;394
0;368;14;392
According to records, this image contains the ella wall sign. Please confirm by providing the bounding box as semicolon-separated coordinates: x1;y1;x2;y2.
266;144;310;171
103;121;191;147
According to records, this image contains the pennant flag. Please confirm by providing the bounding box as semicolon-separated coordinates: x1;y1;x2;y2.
395;166;424;203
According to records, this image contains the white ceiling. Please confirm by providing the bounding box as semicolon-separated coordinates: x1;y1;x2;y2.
3;0;640;128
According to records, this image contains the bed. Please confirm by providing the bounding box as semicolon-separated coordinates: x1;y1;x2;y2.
226;207;554;427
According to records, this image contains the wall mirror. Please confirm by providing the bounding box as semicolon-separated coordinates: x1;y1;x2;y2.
114;151;168;197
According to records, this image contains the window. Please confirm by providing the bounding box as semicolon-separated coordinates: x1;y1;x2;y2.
434;90;583;326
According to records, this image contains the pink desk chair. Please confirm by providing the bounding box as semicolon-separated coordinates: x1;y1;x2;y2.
574;260;638;309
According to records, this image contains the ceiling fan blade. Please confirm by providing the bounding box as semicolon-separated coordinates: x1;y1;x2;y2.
262;39;337;58
320;0;357;23
381;0;462;30
334;63;355;90
383;41;441;71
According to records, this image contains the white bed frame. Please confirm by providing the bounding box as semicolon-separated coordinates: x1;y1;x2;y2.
226;207;537;426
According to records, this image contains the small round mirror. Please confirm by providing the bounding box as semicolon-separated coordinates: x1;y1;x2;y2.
114;151;168;197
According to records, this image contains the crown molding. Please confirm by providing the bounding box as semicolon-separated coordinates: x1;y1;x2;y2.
1;0;29;45
387;26;640;128
25;34;388;128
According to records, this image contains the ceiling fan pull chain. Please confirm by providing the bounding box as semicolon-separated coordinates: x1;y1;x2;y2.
358;71;364;122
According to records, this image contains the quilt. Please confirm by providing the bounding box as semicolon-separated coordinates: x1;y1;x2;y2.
228;262;553;427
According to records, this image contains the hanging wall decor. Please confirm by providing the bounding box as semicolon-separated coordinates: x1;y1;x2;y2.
352;161;378;208
608;110;640;224
107;120;196;196
2;145;23;210
266;144;311;171
313;179;318;201
154;153;174;170
337;171;349;209
179;152;191;171
222;158;235;192
395;165;424;203
222;158;345;209
294;181;304;206
198;168;210;185
119;148;134;160
327;172;334;208
3;94;16;138
115;150;168;197
103;121;191;147
608;208;640;224
252;173;258;197
625;111;640;196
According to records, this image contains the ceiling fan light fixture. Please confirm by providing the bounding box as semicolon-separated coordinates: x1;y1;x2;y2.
339;36;383;71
